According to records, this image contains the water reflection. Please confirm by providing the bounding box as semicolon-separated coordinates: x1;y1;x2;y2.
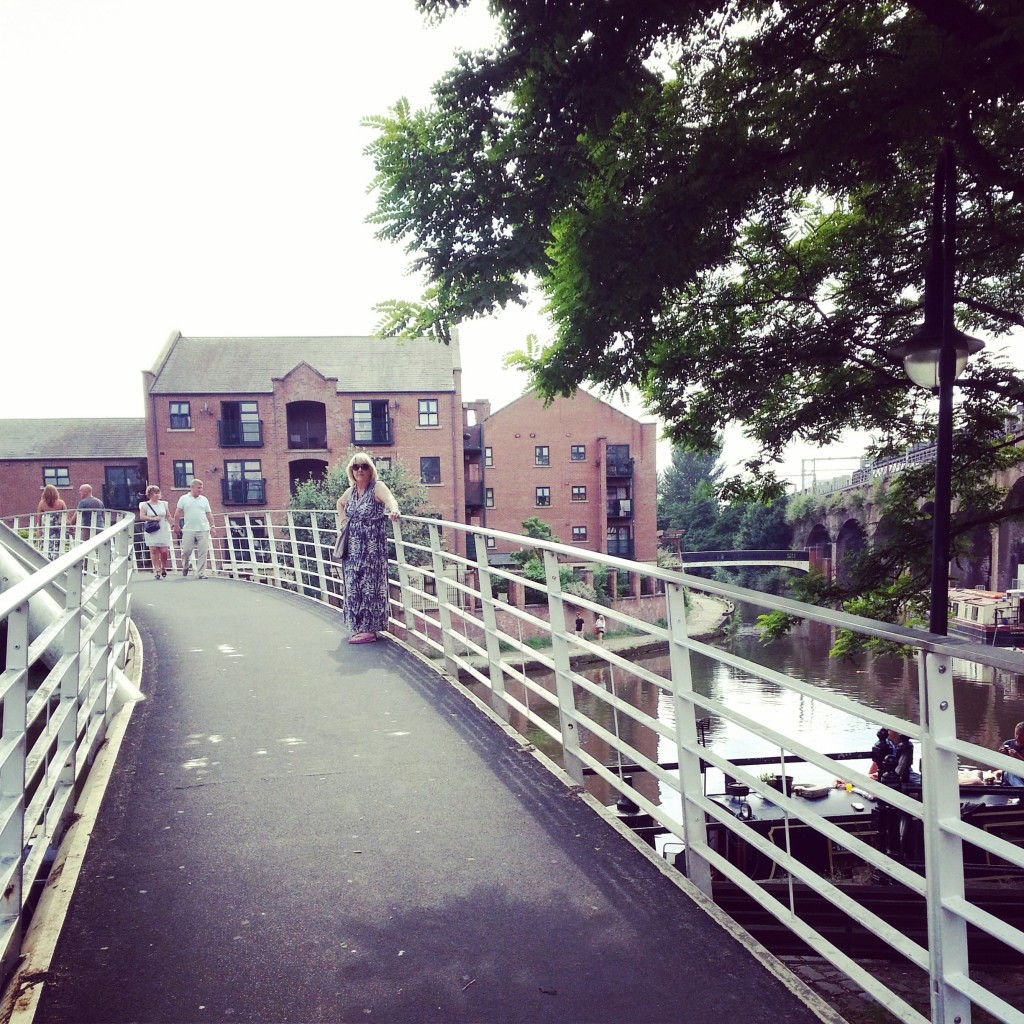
471;607;1024;815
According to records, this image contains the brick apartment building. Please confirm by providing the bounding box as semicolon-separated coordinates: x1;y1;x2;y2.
2;335;658;567
0;418;147;518
142;332;469;550
466;388;658;564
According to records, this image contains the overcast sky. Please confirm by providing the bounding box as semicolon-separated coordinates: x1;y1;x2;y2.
1;0;905;487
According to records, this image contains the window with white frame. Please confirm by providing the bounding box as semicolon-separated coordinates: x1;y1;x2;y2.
418;398;439;427
173;460;195;488
224;460;265;503
375;457;392;475
43;467;70;488
571;485;587;502
485;487;494;508
484;446;493;467
535;486;550;507
353;400;392;444
485;536;496;548
535;445;550;466
170;402;192;430
570;444;586;461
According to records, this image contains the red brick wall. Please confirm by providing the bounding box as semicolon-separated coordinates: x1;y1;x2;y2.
145;372;466;549
0;458;143;518
476;390;658;564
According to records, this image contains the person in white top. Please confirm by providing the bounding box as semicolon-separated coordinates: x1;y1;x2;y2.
140;484;173;578
174;478;216;579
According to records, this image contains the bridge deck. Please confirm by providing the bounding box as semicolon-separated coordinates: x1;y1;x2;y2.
29;578;826;1024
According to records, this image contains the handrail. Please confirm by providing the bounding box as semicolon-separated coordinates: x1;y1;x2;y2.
8;506;1024;1023
0;511;136;984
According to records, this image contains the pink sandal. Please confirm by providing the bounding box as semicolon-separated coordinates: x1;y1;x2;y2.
348;633;377;644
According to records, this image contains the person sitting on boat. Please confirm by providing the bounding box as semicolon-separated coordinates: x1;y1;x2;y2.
868;727;895;781
871;728;919;788
998;722;1024;787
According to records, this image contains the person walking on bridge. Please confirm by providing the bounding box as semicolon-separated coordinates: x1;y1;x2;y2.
70;483;105;539
36;484;68;561
336;454;400;644
174;478;216;579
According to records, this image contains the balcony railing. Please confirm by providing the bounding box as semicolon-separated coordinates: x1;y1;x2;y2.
607;498;633;519
221;478;267;505
352;427;393;445
287;432;327;450
606;457;633;478
606;537;634;558
465;480;484;509
218;420;264;447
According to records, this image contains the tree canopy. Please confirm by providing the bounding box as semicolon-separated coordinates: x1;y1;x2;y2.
365;0;1024;486
364;0;1024;640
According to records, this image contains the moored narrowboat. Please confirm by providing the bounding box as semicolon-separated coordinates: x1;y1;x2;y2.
948;586;1024;647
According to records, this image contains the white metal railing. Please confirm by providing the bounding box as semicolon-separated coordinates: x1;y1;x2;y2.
0;511;135;984
18;506;1024;1024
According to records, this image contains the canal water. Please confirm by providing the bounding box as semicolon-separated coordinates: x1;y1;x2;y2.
494;606;1024;812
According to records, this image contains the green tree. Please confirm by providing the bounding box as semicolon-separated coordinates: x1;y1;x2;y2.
657;441;725;533
365;0;1024;639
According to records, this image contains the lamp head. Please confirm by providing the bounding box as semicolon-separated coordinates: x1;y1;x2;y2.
890;323;984;390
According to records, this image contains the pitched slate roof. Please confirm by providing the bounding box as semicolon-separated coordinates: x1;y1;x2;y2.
148;335;460;395
0;418;147;460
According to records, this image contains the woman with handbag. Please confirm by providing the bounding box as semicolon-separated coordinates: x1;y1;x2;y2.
140;485;172;578
335;454;400;643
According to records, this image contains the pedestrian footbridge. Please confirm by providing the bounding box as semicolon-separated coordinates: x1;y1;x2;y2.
1;511;1022;1024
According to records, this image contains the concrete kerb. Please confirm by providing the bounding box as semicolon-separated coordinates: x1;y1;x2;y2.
0;618;147;1024
383;623;849;1024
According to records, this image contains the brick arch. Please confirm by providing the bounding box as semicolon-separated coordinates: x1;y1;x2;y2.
804;523;832;577
953;523;994;589
835;518;868;587
289;458;328;494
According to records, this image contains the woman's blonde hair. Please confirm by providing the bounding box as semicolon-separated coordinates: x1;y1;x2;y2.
41;484;61;507
146;485;161;498
346;453;377;486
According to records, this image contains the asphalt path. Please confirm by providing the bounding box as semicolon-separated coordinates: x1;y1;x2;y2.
30;576;829;1024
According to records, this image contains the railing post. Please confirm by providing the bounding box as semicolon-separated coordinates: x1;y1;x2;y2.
266;513;285;589
475;539;509;718
286;512;304;594
109;526;133;673
311;512;331;603
429;523;458;674
52;556;84;840
919;651;971;1024
390;520;417;639
543;549;584;785
91;540;115;727
0;600;28;979
666;582;713;898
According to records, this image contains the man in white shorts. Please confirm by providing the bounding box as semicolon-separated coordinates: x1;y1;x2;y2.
174;479;216;579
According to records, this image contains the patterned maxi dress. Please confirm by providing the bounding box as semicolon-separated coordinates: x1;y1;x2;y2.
342;483;391;634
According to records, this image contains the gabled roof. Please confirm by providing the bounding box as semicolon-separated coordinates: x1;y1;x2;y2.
148;335;460;395
0;418;147;460
485;386;648;425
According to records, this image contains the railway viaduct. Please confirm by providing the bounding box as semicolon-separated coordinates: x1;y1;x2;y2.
789;444;1024;592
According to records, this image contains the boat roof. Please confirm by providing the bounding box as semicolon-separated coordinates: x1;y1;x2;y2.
949;587;1015;606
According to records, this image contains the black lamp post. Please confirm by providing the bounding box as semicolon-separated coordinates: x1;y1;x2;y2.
890;144;984;635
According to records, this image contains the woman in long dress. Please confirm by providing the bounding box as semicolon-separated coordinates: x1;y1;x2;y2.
336;454;400;644
36;484;68;561
139;485;173;578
